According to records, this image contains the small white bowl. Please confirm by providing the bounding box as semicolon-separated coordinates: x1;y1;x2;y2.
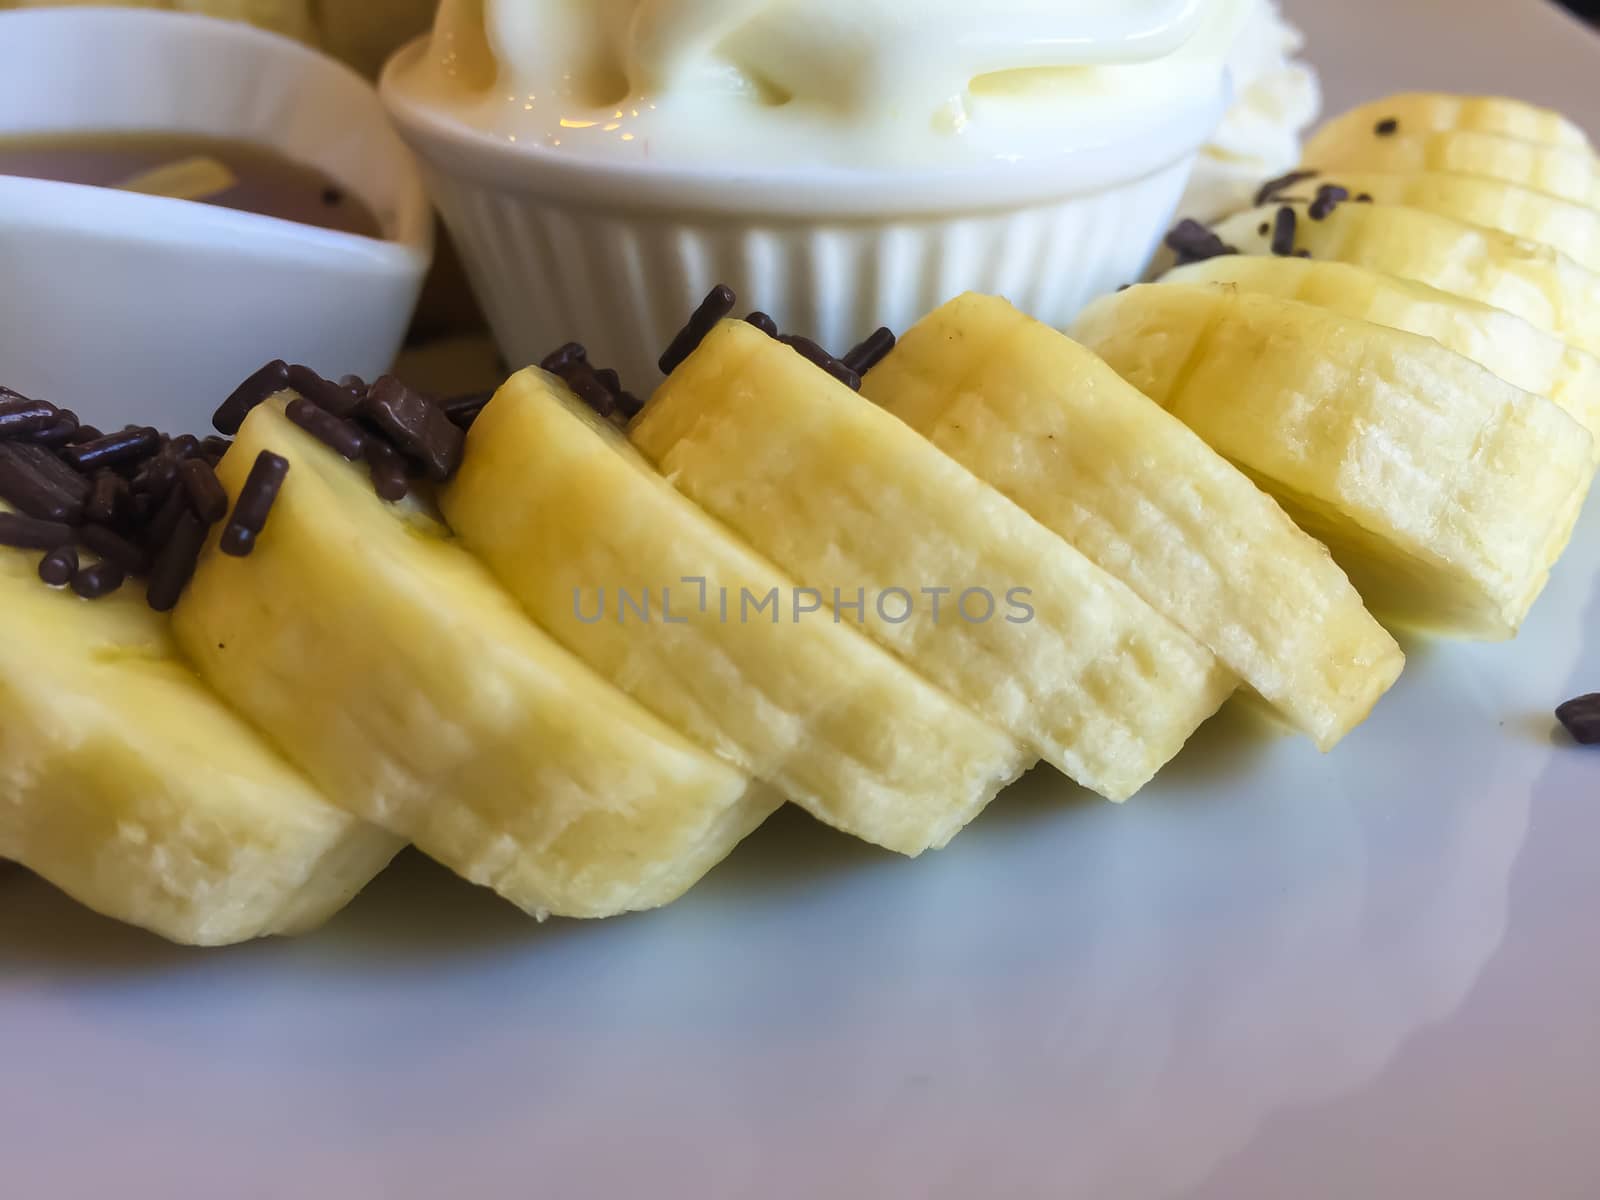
0;8;434;434
381;37;1224;389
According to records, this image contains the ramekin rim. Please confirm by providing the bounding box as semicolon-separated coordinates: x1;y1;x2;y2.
0;175;431;275
379;37;1224;219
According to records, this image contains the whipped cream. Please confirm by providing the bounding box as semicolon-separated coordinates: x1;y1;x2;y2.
405;0;1251;169
1177;0;1321;220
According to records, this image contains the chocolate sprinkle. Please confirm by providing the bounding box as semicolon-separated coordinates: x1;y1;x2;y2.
65;424;105;446
287;396;367;461
442;391;494;429
214;360;289;435
363;377;463;482
1255;169;1319;207
1270;206;1298;257
288;364;363;420
142;485;188;555
613;389;645;420
1308;183;1351;221
660;284;737;375
220;451;288;558
780;335;862;391
1557;694;1600;745
200;436;232;463
0;397;59;440
1165;218;1237;265
540;343;588;375
178;457;229;524
71;559;125;600
0;442;89;523
594;366;623;397
0;512;76;552
842;327;897;376
540;343;642;424
363;438;410;504
37;544;77;588
557;360;621;419
79;523;150;574
28;411;81;448
745;311;779;337
131;448;180;500
1375;117;1400;136
63;427;160;472
86;471;128;526
145;511;208;613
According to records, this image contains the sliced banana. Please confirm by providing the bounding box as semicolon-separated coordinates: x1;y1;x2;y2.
1305;93;1590;151
442;371;1029;855
863;293;1404;751
1262;170;1600;273
630;320;1236;802
1165;255;1600;450
173;398;780;921
1304;125;1600;207
0;506;401;946
1073;283;1596;639
1207;201;1600;357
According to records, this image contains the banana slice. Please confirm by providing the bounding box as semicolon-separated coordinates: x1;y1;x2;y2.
1306;93;1590;152
1304;125;1600;207
863;293;1403;751
1262;170;1600;273
441;370;1028;855
630;320;1236;802
0;508;402;946
1165;256;1600;450
1207;201;1600;357
173;399;779;920
1073;284;1596;638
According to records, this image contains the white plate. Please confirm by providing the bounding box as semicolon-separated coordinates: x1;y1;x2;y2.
4;2;1600;1197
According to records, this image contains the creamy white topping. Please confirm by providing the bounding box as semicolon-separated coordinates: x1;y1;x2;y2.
402;0;1252;169
1178;0;1321;220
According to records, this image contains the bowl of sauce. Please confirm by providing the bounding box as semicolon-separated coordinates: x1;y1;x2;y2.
0;8;433;434
0;131;387;239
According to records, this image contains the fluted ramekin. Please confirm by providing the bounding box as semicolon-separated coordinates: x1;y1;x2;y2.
381;41;1224;389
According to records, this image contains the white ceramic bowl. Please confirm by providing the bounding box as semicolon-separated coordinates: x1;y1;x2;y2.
0;8;434;434
380;39;1225;391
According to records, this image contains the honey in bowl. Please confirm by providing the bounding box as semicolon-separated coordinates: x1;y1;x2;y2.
0;130;383;239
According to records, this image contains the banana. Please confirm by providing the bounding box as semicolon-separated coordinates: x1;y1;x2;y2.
0;507;402;946
630;320;1237;802
1303;126;1600;208
1073;284;1596;639
1255;170;1600;273
862;293;1403;751
173;398;780;921
1164;256;1600;451
441;370;1029;855
1305;93;1590;152
1206;201;1600;357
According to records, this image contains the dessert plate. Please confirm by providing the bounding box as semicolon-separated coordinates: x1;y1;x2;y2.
3;1;1599;1197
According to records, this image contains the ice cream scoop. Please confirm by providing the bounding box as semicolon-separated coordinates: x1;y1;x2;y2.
413;0;1252;168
